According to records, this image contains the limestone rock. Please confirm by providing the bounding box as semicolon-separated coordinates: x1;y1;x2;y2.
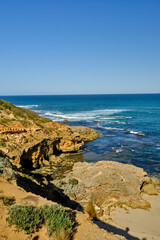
63;119;69;123
53;161;152;214
71;126;101;142
0;99;100;171
141;183;158;195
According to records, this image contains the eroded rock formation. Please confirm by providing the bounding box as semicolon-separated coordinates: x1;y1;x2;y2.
0;99;100;171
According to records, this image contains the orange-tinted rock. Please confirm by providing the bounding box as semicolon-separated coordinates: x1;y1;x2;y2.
0;99;100;170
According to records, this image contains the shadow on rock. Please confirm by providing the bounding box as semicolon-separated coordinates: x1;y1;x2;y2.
32;236;39;240
16;174;82;211
93;219;147;240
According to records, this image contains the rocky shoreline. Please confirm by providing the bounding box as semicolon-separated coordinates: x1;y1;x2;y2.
0;99;160;240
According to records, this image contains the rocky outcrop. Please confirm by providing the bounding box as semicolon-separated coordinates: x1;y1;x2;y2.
71;126;101;142
53;161;160;217
19;138;61;169
0;99;100;171
0;127;27;134
140;176;159;195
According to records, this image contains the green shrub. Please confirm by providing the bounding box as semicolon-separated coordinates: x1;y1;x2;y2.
24;109;38;120
13;108;26;118
43;204;74;237
0;139;6;148
6;204;75;237
38;117;52;123
0;235;8;240
0;118;12;124
35;122;43;128
0;100;14;111
0;196;15;206
6;204;43;234
68;178;78;185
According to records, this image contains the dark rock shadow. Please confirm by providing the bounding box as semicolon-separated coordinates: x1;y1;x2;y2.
16;174;82;211
93;218;147;240
32;236;39;240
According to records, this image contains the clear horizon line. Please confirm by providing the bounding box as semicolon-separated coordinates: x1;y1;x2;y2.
0;92;160;97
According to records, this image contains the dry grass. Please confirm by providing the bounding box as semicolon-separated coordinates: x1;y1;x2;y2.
85;201;96;220
54;228;71;240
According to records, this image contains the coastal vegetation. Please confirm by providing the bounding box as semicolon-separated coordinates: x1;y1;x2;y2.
68;178;78;185
6;203;75;238
0;195;15;206
0;99;39;120
43;204;74;238
7;204;43;234
0;138;6;148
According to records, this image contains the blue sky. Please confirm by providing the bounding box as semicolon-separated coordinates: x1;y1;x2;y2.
0;0;160;95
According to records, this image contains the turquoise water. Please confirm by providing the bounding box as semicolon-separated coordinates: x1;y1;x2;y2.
1;94;160;178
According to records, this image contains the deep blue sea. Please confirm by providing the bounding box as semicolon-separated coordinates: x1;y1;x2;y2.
1;94;160;178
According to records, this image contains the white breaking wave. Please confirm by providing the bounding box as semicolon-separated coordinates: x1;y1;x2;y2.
18;105;40;108
104;121;128;125
44;112;61;116
42;108;126;121
97;123;145;136
100;126;125;131
112;147;123;153
128;130;145;136
115;148;123;153
99;116;132;119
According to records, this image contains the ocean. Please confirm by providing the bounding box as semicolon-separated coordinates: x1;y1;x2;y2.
1;94;160;178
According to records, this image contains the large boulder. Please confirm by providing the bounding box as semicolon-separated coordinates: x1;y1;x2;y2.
53;161;159;215
71;126;101;142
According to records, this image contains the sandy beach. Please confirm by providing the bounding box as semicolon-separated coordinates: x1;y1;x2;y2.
109;194;160;240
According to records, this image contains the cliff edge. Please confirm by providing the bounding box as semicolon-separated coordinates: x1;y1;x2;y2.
0;99;100;171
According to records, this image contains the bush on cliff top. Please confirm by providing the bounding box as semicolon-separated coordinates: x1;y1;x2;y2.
6;205;43;234
0;99;39;120
6;203;75;237
43;204;74;237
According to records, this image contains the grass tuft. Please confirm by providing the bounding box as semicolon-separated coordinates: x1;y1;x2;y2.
85;201;96;220
0;196;15;206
